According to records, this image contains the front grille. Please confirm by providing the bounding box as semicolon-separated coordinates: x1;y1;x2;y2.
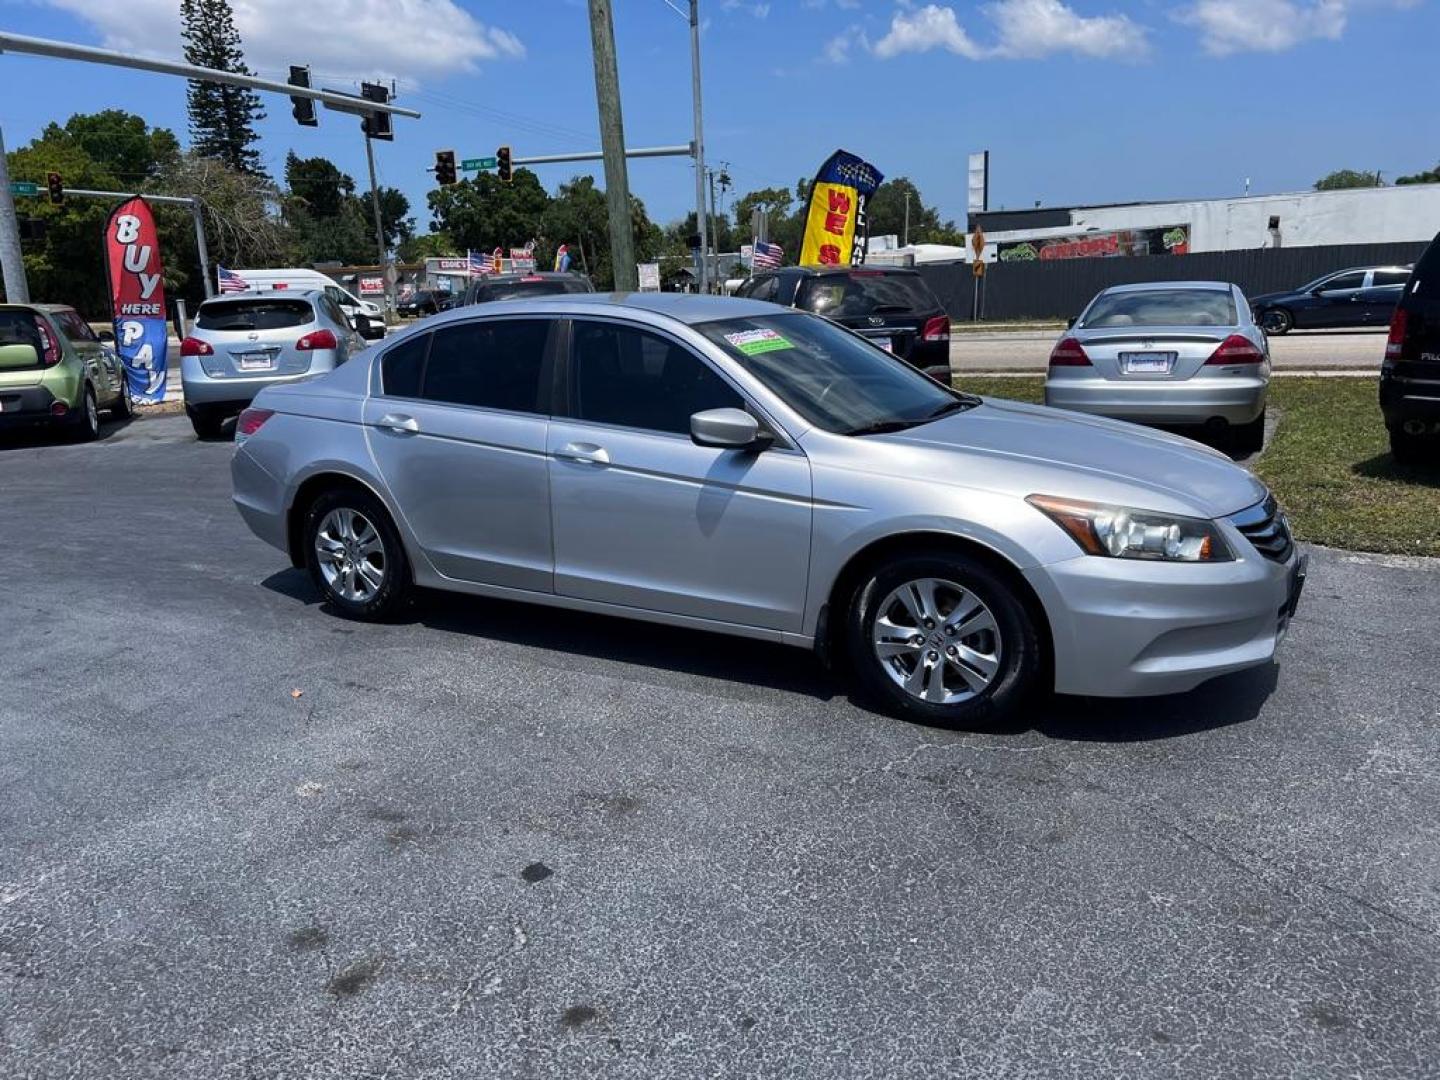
1228;494;1293;563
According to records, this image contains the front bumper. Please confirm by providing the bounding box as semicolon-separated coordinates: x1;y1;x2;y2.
1045;373;1267;426
1024;537;1304;698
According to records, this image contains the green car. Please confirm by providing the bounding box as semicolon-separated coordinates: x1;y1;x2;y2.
0;304;132;440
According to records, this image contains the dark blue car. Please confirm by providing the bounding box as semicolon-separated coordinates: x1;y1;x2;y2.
1250;265;1412;334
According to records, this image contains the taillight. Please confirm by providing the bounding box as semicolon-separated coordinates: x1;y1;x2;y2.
296;328;338;351
1385;307;1409;361
1205;334;1265;365
921;315;950;342
180;336;213;357
1048;337;1091;367
37;324;61;367
235;407;274;443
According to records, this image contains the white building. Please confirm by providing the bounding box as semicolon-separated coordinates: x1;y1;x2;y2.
962;182;1440;264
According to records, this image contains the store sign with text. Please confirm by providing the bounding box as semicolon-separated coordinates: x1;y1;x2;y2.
998;225;1190;262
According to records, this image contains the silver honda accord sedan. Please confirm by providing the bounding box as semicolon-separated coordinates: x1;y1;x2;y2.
1044;281;1271;453
231;293;1306;727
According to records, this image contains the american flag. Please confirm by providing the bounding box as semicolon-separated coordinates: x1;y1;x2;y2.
217;266;249;293
752;240;783;269
467;250;490;276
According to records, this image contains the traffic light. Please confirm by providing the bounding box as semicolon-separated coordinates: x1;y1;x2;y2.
497;145;512;184
360;82;392;141
434;150;457;187
288;65;317;127
46;172;64;205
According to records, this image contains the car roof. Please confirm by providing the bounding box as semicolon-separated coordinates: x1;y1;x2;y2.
1098;281;1235;295
421;291;780;328
201;288;323;303
475;272;588;284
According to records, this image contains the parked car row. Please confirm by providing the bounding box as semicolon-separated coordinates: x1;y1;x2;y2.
398;273;597;322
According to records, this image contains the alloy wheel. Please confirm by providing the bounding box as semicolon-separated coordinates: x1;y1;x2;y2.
314;507;387;603
871;576;1003;705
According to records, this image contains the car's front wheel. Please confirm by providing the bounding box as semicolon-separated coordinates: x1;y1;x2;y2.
845;551;1042;728
303;487;412;621
1260;308;1293;335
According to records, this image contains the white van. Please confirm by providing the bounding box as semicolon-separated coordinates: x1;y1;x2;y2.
228;268;386;329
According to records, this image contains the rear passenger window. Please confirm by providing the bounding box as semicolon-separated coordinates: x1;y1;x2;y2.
421;319;550;413
1372;270;1411;287
381;334;428;398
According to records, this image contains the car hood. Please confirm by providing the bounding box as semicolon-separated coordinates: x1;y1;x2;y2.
877;398;1267;518
1248;290;1299;308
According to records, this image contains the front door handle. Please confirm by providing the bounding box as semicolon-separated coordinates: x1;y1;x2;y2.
378;413;419;434
556;441;609;465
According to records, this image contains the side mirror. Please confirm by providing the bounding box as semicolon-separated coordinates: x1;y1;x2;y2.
97;328;116;343
0;343;41;369
690;407;766;450
1066;316;1078;329
354;313;386;341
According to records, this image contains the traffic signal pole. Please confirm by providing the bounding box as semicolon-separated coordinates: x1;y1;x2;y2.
0;122;29;303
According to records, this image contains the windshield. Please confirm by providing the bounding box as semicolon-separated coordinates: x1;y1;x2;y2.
797;273;941;319
696;314;974;435
1081;289;1236;328
197;299;314;331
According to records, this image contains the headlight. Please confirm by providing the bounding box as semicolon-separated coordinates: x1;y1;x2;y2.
1027;495;1233;562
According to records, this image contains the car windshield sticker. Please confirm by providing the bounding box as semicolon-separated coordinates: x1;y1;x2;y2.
724;328;794;356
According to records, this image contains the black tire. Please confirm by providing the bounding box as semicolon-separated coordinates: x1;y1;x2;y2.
1233;408;1266;455
1261;308;1293;335
844;550;1042;729
70;386;100;442
186;404;226;440
110;383;133;420
1389;427;1430;465
302;486;412;621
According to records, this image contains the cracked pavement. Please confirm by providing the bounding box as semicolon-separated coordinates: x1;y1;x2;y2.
1;416;1437;1078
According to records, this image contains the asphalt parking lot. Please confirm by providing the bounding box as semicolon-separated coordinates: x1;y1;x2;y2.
2;415;1438;1079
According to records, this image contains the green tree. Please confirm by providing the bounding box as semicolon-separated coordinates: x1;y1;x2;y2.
284;152;354;218
58;110;180;185
1396;163;1440;185
865;177;945;244
731;186;793;242
1314;169;1383;191
427;168;550;253
397;232;456;263
377;187;414;248
181;0;267;174
542;175;662;289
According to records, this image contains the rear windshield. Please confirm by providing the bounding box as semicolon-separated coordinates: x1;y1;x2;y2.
197;298;314;331
0;310;60;369
796;273;941;319
1082;289;1237;328
1410;235;1440;300
477;278;591;301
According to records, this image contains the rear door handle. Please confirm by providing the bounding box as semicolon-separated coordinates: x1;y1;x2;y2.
378;413;419;434
556;441;609;465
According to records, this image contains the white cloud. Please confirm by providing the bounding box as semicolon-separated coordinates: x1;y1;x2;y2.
872;4;985;59
1179;0;1352;54
821;33;853;63
871;1;1145;61
722;0;772;16
986;0;1148;59
39;0;525;83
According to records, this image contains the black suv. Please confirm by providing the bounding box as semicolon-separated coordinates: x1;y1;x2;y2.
1379;233;1440;463
735;266;952;379
1250;265;1412;334
461;272;594;306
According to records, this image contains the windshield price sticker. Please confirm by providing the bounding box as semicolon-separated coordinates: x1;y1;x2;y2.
724;329;794;356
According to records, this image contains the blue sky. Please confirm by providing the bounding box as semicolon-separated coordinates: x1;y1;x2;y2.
1;0;1436;233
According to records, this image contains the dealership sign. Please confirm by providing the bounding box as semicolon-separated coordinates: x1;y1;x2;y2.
435;258;469;272
998;225;1190;262
357;275;385;295
799;149;884;267
103;197;168;403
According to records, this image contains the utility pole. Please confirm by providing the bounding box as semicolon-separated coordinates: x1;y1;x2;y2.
689;0;708;294
587;0;637;291
0;122;29;303
363;134;390;312
904;190;911;247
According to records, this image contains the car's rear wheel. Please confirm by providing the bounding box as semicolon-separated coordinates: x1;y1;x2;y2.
304;487;412;621
70;387;100;442
186;404;226;440
110;383;133;420
1261;308;1293;335
1233;408;1266;455
845;551;1041;728
1389;426;1431;465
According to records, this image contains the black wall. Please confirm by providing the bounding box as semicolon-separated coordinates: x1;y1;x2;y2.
918;241;1430;322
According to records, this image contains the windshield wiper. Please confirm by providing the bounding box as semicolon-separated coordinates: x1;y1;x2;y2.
924;398;977;420
843;398;978;436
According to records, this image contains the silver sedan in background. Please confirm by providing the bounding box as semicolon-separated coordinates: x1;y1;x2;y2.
1044;281;1271;453
231;293;1304;729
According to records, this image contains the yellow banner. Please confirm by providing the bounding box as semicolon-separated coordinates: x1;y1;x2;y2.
799;181;859;267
